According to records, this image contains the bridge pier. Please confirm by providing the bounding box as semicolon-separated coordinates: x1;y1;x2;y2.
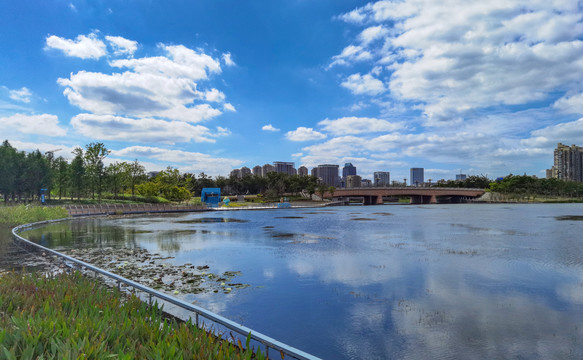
363;195;383;205
410;195;437;204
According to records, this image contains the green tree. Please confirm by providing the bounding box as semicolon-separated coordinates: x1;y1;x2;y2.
84;143;110;201
70;147;85;201
106;162;127;200
0;140;18;203
126;160;146;197
328;186;336;199
317;184;328;201
53;156;69;200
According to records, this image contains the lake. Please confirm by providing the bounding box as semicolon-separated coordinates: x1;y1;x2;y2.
14;203;583;359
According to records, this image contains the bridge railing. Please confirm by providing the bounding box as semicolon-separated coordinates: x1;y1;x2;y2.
12;219;321;360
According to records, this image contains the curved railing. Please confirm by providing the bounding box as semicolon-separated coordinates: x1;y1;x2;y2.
12;218;320;360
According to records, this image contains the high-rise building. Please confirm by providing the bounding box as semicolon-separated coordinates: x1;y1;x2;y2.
262;164;275;176
240;167;251;177
273;162;295;176
456;174;467;181
373;172;390;187
315;164;339;186
410;168;424;187
252;165;262;177
342;163;357;178
346;175;361;188
549;143;583;182
230;169;241;178
298;166;308;176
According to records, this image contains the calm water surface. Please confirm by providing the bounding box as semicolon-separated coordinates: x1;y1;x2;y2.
21;204;583;359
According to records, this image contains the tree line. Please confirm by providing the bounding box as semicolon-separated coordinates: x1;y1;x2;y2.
0;140;323;203
436;174;583;198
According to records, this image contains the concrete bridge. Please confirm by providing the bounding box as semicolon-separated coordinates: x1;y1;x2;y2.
328;187;486;205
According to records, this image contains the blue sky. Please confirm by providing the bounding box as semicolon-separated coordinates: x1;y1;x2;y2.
2;0;583;181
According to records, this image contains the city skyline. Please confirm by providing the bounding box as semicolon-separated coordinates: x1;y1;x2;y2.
2;1;583;181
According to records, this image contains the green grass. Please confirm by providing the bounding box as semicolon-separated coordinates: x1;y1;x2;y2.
0;205;69;226
0;271;266;360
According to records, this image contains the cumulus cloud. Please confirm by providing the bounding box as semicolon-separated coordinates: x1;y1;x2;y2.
262;124;280;132
333;0;583;123
45;32;106;59
112;146;243;176
203;88;226;102
106;35;138;56
57;43;225;123
0;114;66;136
71;113;216;144
341;73;386;95
318;116;403;135
9;87;32;103
285;127;327;141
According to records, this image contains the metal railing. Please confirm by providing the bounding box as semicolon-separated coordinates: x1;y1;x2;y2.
12;218;321;360
65;203;209;217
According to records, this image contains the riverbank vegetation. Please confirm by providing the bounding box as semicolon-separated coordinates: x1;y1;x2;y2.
0;271;264;359
0;205;69;226
436;174;583;201
0;140;320;204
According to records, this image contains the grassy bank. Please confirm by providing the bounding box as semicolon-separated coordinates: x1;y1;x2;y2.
0;271;264;359
0;205;69;227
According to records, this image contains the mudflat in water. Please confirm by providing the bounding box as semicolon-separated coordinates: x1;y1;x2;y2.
16;204;583;359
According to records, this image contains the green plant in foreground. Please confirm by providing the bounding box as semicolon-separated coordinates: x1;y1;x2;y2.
0;271;266;359
0;205;69;226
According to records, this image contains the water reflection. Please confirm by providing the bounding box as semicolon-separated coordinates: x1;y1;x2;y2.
18;204;583;359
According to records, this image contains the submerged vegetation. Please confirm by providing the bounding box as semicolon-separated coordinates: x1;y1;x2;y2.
0;205;69;226
0;271;265;359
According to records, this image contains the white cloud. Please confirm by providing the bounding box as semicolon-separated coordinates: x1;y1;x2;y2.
222;52;236;66
110;44;220;80
526;118;583;148
553;93;583;115
204;88;226;102
58;51;223;123
358;25;389;45
0;114;66;136
112;146;243;176
341;73;385;95
9;87;32;103
318;116;404;135
333;0;583;124
223;103;236;112
71;113;216;144
106;35;138;56
285;127;327;141
214;126;231;137
45;32;106;59
330;45;373;68
262;124;280;132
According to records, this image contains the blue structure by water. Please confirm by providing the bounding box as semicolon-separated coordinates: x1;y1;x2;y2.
201;188;221;207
